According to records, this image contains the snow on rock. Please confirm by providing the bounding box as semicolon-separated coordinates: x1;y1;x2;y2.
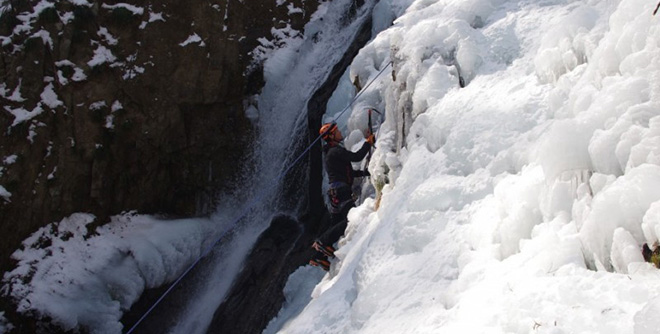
40;82;63;109
31;29;53;49
70;0;92;6
179;33;205;47
3;155;17;165
149;12;165;23
88;45;117;67
5;104;44;126
287;3;303;15
9;0;55;38
47;166;57;180
140;12;165;29
105;115;115;129
0;185;11;201
55;60;86;84
2;213;217;333
101;3;144;16
98;27;118;46
89;100;107;110
108;101;125;128
71;67;87;81
111;100;123;112
6;80;25;102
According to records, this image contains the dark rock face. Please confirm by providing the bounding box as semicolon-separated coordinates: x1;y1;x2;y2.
0;0;376;332
0;0;318;272
0;0;319;331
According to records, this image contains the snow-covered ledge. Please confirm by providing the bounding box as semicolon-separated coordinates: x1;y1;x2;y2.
2;213;217;333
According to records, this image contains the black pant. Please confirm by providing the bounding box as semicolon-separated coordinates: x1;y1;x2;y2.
312;200;354;261
319;200;354;246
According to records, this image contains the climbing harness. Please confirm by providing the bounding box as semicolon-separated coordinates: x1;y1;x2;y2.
126;61;392;334
327;181;353;214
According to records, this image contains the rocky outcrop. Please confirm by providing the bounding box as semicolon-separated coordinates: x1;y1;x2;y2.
0;0;319;330
0;0;318;271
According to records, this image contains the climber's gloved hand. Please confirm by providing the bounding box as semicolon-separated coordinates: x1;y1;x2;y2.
366;133;376;145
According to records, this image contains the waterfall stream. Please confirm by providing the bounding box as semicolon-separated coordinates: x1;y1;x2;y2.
122;1;379;333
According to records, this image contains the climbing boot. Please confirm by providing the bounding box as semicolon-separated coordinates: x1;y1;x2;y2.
309;258;331;271
312;240;336;258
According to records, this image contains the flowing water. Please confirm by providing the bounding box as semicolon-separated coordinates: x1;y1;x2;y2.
165;1;379;333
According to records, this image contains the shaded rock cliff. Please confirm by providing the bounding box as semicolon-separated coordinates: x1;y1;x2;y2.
0;0;319;331
0;0;318;272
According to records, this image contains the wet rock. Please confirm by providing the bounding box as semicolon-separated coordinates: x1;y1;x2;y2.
207;215;309;334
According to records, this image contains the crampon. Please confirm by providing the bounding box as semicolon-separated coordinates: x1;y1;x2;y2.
312;240;336;258
309;258;331;271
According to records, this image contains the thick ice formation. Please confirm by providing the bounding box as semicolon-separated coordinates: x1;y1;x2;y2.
270;0;660;333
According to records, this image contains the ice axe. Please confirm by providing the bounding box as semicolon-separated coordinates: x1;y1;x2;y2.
367;108;375;149
365;107;382;172
366;108;382;148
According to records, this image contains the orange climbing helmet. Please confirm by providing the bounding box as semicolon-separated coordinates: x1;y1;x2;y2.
319;122;338;141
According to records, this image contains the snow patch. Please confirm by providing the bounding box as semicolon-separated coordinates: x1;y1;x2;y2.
109;101;121;113
31;29;53;49
89;101;107;111
40;82;63;109
101;3;144;16
5;104;44;126
6;81;26;102
88;46;117;67
287;3;303;14
179;33;205;47
105;115;114;129
98;27;118;45
72;67;87;81
47;166;57;180
70;0;92;6
0;185;11;201
55;60;86;84
3;155;17;165
2;213;217;333
149;12;164;22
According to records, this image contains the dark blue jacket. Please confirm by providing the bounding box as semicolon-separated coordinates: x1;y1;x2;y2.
323;141;371;187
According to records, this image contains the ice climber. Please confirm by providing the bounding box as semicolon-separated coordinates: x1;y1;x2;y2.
309;122;375;271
